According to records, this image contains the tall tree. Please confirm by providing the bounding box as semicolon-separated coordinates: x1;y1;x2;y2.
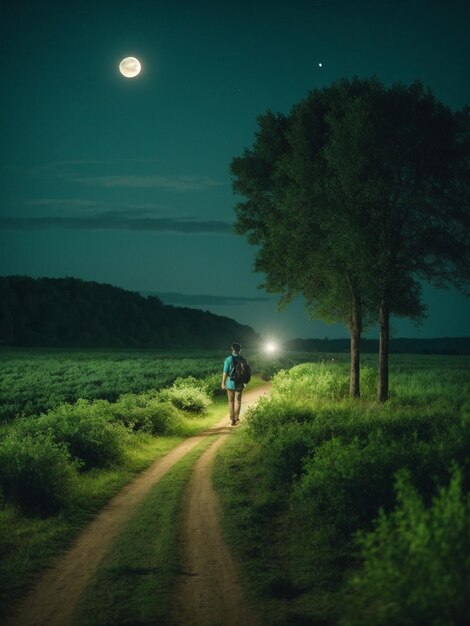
231;78;469;400
231;84;376;397
323;81;470;400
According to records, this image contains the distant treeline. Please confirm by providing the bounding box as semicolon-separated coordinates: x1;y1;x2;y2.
285;337;470;355
0;276;259;349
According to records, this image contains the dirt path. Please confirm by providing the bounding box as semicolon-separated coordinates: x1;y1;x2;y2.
169;433;260;626
4;384;269;626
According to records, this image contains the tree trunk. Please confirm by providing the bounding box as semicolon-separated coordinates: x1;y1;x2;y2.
349;295;362;398
378;299;390;402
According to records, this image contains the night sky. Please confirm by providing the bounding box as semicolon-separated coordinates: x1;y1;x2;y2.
1;0;469;342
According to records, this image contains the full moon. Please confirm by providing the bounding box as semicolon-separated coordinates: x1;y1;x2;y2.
119;57;141;78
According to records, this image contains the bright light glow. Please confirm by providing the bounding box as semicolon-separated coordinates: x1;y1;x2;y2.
318;62;323;67
119;57;142;78
265;341;278;354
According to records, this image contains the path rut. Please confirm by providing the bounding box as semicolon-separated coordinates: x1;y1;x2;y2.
169;433;260;626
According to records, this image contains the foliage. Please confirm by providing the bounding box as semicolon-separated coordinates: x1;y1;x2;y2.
0;432;78;514
342;469;470;626
14;401;129;469
198;372;225;396
272;362;350;399
109;392;183;435
159;376;213;413
292;431;462;538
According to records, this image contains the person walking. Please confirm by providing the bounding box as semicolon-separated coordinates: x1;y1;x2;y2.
221;342;250;426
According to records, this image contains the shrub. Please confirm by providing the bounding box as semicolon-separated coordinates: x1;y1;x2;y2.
246;396;317;438
199;373;224;396
342;469;470;626
159;379;212;413
291;431;460;539
172;375;220;396
261;423;318;485
111;392;182;434
272;363;349;400
107;393;149;430
142;399;183;434
17;400;129;469
0;432;78;514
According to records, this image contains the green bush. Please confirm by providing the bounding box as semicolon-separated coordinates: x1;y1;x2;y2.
172;375;219;396
246;396;317;438
199;373;224;396
272;363;349;400
16;400;129;469
138;398;183;434
0;432;78;514
110;392;182;434
159;378;212;413
292;431;461;538
260;423;318;485
342;469;470;626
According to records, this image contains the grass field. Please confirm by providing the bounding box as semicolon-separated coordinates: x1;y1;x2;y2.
0;348;224;421
214;355;470;626
1;349;469;624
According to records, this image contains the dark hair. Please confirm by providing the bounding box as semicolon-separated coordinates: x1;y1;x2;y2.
231;342;241;354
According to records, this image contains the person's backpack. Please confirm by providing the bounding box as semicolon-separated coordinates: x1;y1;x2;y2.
229;355;251;384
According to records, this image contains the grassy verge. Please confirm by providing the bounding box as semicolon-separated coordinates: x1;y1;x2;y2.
214;427;349;626
74;435;216;626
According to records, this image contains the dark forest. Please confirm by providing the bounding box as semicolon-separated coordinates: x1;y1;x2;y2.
0;276;259;348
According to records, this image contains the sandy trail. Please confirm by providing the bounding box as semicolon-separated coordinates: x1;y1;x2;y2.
169;431;260;626
4;384;269;626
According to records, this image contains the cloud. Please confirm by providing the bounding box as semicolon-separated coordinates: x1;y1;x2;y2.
142;291;271;306
74;175;224;191
0;214;234;234
24;198;168;215
26;198;104;211
28;161;226;191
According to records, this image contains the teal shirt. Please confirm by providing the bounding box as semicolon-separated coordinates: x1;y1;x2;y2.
224;354;244;390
